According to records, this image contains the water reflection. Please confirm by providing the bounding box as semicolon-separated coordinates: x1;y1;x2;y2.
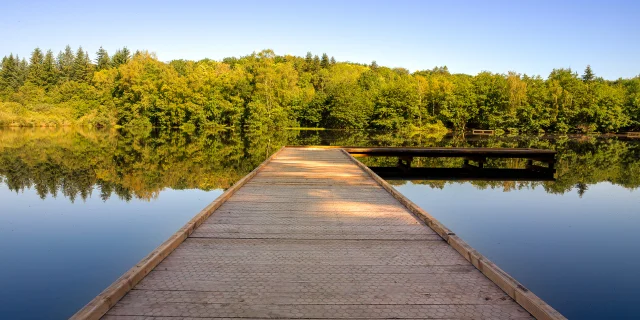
371;167;556;181
1;128;639;319
1;128;638;202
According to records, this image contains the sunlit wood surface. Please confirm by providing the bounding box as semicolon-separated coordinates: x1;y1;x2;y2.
103;148;533;319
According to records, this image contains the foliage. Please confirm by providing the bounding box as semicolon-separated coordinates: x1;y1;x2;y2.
1;46;639;133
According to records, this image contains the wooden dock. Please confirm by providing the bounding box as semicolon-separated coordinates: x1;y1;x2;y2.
73;147;564;320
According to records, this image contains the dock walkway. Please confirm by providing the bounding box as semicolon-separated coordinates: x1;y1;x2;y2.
74;147;563;320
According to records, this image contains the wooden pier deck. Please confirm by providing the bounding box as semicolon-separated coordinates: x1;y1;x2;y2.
73;147;564;320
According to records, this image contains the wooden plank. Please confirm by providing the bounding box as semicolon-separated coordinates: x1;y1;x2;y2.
74;147;564;320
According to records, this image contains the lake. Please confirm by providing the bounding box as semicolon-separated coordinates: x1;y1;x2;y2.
0;128;639;319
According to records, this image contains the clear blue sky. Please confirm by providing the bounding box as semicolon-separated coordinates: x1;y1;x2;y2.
1;0;638;79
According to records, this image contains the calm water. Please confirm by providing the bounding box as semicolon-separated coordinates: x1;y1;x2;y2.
0;128;639;319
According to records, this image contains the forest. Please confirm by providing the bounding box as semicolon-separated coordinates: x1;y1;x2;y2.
1;46;639;133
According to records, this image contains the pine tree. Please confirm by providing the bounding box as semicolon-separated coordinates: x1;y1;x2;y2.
95;46;111;70
42;50;59;87
320;53;329;68
17;56;29;87
0;54;20;90
582;65;595;82
312;55;320;71
370;60;378;70
72;47;87;81
27;47;46;86
303;52;313;72
70;47;93;82
84;50;94;80
330;56;336;65
112;47;131;67
57;45;75;81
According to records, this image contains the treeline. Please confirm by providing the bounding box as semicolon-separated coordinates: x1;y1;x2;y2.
1;128;638;201
1;46;639;133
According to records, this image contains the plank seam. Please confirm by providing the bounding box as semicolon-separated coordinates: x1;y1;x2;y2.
70;147;287;320
340;149;566;320
187;237;443;241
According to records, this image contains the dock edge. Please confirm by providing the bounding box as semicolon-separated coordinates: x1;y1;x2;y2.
341;149;567;320
70;147;286;320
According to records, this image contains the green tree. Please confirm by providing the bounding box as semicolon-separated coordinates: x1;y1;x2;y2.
371;77;419;130
592;82;628;132
1;54;22;91
320;53;329;69
112;47;131;67
582;65;595;82
42;50;59;88
440;74;477;132
57;45;75;81
27;48;46;86
95;46;111;70
72;47;93;82
520;75;551;132
473;72;508;129
623;77;640;130
304;52;313;71
547;68;582;132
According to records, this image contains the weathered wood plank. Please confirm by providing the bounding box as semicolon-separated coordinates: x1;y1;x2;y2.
117;289;515;306
106;302;533;319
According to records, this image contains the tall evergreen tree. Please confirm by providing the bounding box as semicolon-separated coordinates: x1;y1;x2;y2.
582;65;595;82
42;50;59;87
71;47;93;81
0;54;20;90
57;45;75;81
17;56;29;87
330;56;336;65
84;50;94;80
27;48;46;86
320;53;329;68
95;46;111;70
312;55;320;71
303;52;313;72
72;47;87;81
112;47;131;67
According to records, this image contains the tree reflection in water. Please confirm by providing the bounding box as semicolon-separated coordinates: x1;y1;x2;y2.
0;128;638;202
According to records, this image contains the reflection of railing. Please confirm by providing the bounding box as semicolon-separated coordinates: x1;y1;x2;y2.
343;146;557;181
471;129;495;135
370;167;555;181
